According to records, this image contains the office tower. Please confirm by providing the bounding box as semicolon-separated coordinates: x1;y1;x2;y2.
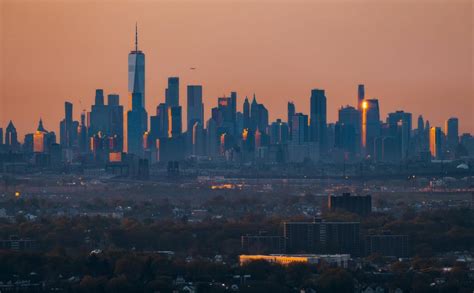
310;89;327;152
33;119;46;153
243;97;250;129
168;106;182;138
150;103;168;142
335;122;356;155
213;93;238;138
429;127;442;159
270;119;289;145
127;92;148;156
5;121;19;149
362;99;380;157
187;85;204;131
108;94;124;152
235;112;243;136
287;102;295;139
337;105;362;155
60;102;75;148
387;111;412;160
328;193;372;216
357;84;365;111
127;26;148;155
257;104;269;132
128;23;145;108
284;219;360;256
89;90;124;153
366;234;409;257
192;121;205;156
78;111;88;153
166;77;179;107
89;89;109;137
229;91;237;129
206;118;218;157
0;128;3;145
23;134;34;153
445;117;459;150
250;94;259;131
290;113;309;144
417;115;424;132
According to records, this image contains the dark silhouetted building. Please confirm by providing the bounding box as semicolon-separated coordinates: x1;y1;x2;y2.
284;219;360;256
166;77;179;107
429;126;442;159
127;25;147;156
187;85;204;131
445;117;459;151
5;121;19;151
329;193;372;216
366;234;409;258
310;89;327;152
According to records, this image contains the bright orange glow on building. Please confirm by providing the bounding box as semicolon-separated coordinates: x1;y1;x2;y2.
242;128;249;141
109;152;122;162
362;101;368;148
362;101;368;109
240;255;309;266
33;130;45;153
167;107;173;138
239;254;350;267
429;127;441;159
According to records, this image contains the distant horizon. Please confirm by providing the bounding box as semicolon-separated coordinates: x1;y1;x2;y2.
1;0;472;138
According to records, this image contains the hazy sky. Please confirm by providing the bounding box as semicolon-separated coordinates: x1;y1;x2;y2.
1;0;473;138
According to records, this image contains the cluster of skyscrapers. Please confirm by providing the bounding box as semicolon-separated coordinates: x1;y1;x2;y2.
0;26;472;167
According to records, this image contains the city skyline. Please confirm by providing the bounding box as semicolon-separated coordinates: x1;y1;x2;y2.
1;0;472;138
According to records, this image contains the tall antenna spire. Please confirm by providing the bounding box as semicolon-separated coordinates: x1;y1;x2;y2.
135;22;138;51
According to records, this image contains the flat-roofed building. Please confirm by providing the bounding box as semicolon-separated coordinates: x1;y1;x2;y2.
239;254;350;268
284;219;360;256
366;234;409;258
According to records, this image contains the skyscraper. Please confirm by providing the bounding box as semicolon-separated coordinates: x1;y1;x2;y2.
362;99;381;157
60;102;76;148
310;89;327;152
445;117;459;150
387;111;412;160
128;23;145;108
108;94;124;152
243;97;250;130
357;84;365;111
127;24;148;155
287;102;295;140
5;121;19;150
291;113;309;144
168;106;182;138
166;77;179;107
187;85;204;131
337;105;361;155
0;128;3;145
429;127;442;159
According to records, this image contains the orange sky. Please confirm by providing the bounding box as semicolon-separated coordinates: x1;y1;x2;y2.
1;0;473;139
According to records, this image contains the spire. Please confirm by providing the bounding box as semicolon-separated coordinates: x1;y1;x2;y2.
37;118;46;132
135;22;138;51
252;93;257;104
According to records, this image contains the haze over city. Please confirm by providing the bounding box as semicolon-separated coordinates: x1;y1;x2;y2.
0;1;474;292
1;0;472;136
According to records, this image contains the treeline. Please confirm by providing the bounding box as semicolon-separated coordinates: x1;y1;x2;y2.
0;251;472;292
0;208;472;256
